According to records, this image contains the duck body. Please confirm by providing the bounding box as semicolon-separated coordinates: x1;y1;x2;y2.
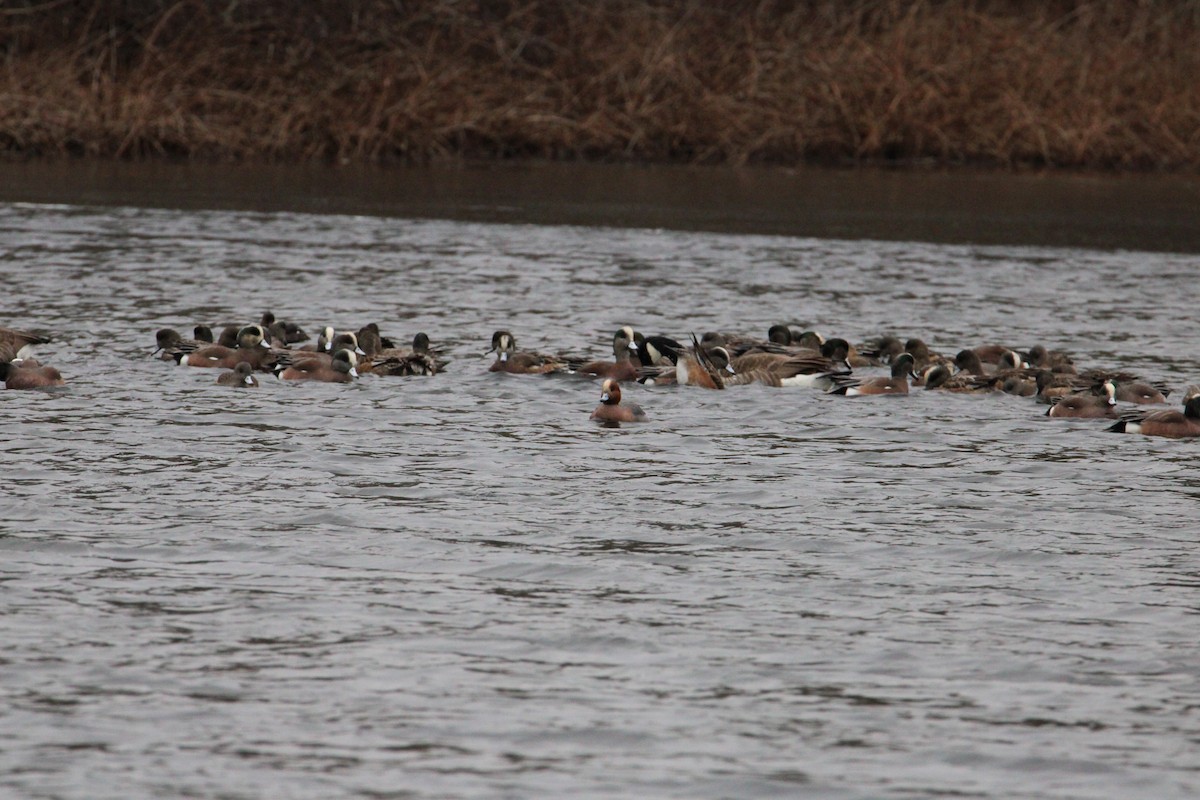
1046;380;1117;418
488;331;567;374
277;349;358;383
1108;396;1200;438
828;354;915;396
0;360;65;389
216;362;259;388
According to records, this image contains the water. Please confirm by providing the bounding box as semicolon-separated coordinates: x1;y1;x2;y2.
1;169;1199;800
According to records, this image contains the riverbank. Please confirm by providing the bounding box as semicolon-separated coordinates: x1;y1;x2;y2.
2;1;1198;170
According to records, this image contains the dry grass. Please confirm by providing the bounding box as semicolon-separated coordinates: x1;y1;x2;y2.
2;0;1198;169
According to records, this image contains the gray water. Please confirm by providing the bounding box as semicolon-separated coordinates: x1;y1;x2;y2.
1;172;1199;800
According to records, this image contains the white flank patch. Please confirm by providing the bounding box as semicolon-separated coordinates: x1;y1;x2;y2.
780;373;820;388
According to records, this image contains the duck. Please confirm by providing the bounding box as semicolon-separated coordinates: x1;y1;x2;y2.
1034;370;1087;404
1106;380;1168;405
216;362;259;388
260;311;308;345
276;348;358;383
590;379;648;424
674;335;726;390
858;335;905;364
487;330;568;374
573;327;642;382
1046;380;1118;418
152;326;213;359
296;326;337;352
1024;345;1075;373
175;325;281;371
972;344;1024;366
355;323;402;356
922;364;994;393
1108;395;1200;438
0;359;65;389
363;333;446;376
828;353;916;396
905;338;951;370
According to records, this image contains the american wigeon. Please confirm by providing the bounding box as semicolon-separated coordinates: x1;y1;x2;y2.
296;326;337;352
858;335;905;364
574;327;641;382
828;353;915;396
176;325;281;371
276;348;358;382
363;332;446;376
1034;370;1086;404
1107;380;1168;405
999;375;1037;396
153;327;211;359
1108;395;1200;438
590;379;648;424
0;359;65;389
215;325;241;348
260;311;308;345
487;330;567;374
355;323;402;356
954;349;1033;384
922;364;994;393
216;362;259;388
1046;380;1117;418
905;338;951;369
1025;345;1074;372
972;344;1019;365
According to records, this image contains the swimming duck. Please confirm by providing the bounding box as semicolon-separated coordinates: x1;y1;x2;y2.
276;349;358;383
828;353;915;396
363;332;446;376
590;379;648;424
487;330;568;374
0;359;65;389
175;325;281;371
573;327;642;382
260;311;308;345
1108;395;1200;438
216;362;259;388
1046;380;1117;418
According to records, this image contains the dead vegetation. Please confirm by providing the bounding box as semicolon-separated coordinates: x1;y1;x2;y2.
2;1;1198;169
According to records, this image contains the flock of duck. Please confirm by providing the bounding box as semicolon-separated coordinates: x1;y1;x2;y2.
4;314;1200;438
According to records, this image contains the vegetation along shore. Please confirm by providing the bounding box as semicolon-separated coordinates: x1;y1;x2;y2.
2;1;1198;170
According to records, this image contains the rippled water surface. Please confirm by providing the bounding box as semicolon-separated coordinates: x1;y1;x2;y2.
2;193;1199;800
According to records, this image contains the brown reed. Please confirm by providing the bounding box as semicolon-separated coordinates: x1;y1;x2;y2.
1;1;1198;169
